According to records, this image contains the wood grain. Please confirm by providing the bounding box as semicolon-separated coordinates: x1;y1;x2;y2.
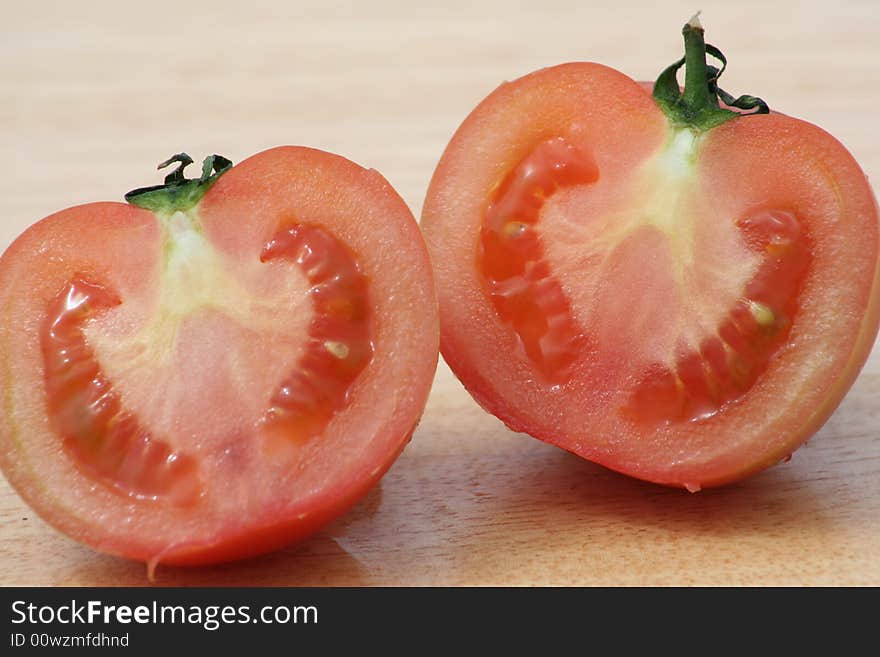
1;0;878;586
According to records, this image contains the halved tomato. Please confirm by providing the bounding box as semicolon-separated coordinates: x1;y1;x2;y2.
421;18;880;490
0;146;438;568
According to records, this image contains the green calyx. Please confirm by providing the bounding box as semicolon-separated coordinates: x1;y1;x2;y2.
653;14;769;131
125;153;233;214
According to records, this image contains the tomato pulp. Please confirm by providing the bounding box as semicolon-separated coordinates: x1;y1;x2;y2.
0;147;438;566
421;18;880;489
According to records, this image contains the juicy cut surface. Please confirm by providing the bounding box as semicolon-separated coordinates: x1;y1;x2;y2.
41;209;373;505
481;129;810;423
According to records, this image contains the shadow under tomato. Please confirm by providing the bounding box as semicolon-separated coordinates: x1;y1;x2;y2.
58;485;385;587
481;439;828;535
429;420;867;585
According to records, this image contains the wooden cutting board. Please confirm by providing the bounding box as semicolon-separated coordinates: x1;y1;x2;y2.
1;0;878;586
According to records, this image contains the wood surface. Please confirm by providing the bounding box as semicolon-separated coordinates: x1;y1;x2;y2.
1;0;878;586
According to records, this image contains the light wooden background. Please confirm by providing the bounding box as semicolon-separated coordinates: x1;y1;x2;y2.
1;0;878;585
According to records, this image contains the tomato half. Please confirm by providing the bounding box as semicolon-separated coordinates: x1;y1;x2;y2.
421;18;880;490
0;146;438;567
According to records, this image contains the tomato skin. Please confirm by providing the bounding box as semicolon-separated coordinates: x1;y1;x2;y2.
422;63;880;489
0;146;438;566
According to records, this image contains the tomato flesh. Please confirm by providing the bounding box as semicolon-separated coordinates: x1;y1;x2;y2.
479;137;597;381
42;278;202;505
261;224;373;445
0;146;439;565
40;221;377;507
624;208;810;425
479;132;812;425
422;62;880;488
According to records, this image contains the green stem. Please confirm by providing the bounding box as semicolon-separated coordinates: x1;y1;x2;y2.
680;17;716;111
125;153;232;214
652;15;769;131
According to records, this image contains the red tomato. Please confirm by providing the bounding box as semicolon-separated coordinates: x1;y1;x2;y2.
421;18;880;490
0;147;438;567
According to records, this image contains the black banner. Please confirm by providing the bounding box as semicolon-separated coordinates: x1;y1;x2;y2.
0;587;866;651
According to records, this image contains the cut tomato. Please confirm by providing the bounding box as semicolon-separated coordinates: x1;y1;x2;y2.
0;147;438;566
421;17;880;489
